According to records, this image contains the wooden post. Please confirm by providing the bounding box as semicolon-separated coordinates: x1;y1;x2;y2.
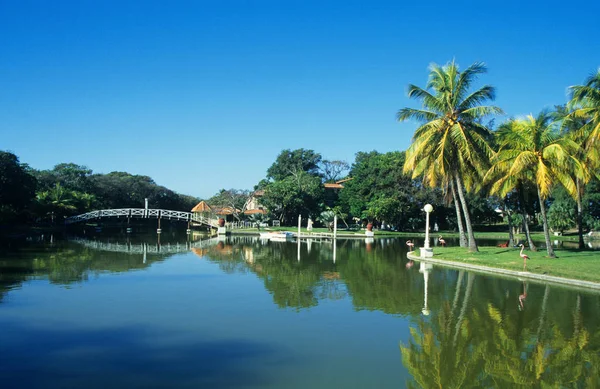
298;215;302;237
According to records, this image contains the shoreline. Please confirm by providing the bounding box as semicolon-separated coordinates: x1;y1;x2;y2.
407;251;600;292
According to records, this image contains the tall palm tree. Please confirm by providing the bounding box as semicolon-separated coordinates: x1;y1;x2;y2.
570;69;600;150
486;112;580;258
555;106;596;249
486;131;538;252
567;71;600;248
399;60;502;252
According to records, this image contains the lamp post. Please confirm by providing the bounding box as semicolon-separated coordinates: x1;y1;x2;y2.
421;204;434;258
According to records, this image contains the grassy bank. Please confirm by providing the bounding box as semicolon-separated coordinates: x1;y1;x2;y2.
416;246;600;283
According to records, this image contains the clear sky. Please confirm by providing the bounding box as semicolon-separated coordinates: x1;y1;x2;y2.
2;0;599;199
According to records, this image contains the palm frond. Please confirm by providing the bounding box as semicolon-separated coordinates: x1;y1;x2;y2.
397;107;438;123
458;85;497;111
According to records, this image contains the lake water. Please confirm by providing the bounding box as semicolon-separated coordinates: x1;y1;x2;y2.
1;233;599;388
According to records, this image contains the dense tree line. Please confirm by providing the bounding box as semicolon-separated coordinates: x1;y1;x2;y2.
397;60;600;253
252;61;600;247
3;62;599;241
0;153;200;225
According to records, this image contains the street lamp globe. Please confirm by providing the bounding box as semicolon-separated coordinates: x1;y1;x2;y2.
424;204;433;213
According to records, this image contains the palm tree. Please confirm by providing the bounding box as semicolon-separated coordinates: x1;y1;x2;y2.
486;112;580;258
486;130;539;251
567;72;600;248
554;106;594;248
398;60;502;252
36;183;78;220
569;69;600;151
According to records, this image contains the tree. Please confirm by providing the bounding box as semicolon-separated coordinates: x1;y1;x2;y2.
36;183;78;220
547;187;576;235
583;179;600;230
261;171;323;225
487;112;581;257
51;163;94;192
0;151;37;223
339;151;444;230
565;71;600;248
207;189;252;221
398;60;502;252
319;159;349;183
317;209;335;231
266;149;322;181
569;69;600;154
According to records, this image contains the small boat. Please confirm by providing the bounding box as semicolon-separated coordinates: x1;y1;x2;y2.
259;231;295;241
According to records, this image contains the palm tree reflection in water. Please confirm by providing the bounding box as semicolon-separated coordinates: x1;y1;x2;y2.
400;275;600;388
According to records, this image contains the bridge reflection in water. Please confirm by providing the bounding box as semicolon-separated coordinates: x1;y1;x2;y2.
69;235;224;263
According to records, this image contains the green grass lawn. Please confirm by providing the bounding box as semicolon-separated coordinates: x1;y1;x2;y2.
416;246;600;283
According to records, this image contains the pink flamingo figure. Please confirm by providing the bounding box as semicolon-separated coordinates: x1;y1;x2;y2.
438;236;446;247
518;282;528;310
519;244;530;270
406;240;415;251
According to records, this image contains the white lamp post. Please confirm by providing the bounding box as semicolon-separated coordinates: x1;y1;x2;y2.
421;204;434;258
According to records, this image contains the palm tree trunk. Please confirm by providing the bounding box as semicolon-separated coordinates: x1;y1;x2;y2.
517;183;537;251
450;180;468;247
576;179;585;250
454;173;478;252
537;185;556;258
505;198;515;247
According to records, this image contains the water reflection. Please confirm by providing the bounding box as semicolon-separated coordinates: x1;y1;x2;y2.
400;272;600;388
1;235;600;388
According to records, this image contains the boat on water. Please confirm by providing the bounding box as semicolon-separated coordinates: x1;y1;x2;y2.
259;231;295;241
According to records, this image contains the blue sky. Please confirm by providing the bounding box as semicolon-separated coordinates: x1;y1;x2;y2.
2;0;599;199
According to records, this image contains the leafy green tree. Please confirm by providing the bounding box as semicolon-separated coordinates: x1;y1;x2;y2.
33;163;94;193
89;172;194;211
339;150;443;230
266;148;322;181
487;112;580;257
0;151;37;223
583;179;600;230
260;149;326;224
398;60;502;252
547;187;576;234
464;192;502;225
261;171;323;224
51;163;94;192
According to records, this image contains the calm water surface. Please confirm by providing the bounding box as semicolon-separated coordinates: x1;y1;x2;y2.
1;234;599;388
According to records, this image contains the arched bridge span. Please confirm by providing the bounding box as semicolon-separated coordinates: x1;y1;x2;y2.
65;208;219;228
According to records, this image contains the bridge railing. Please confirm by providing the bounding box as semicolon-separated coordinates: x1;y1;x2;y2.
65;208;220;228
70;237;222;254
